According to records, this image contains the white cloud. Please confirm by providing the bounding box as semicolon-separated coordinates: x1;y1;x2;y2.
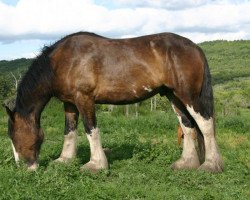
182;31;248;43
0;0;250;44
105;0;208;10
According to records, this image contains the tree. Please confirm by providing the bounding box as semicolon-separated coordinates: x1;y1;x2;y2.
10;72;22;90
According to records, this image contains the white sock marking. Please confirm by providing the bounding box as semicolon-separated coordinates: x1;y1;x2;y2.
87;128;108;168
60;131;77;159
180;125;198;159
186;105;221;162
171;104;199;161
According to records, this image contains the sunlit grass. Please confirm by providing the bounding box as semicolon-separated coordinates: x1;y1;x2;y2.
0;103;249;199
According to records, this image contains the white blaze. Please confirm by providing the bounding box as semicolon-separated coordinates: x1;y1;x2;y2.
11;141;20;163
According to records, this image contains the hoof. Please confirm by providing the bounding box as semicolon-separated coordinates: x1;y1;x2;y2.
198;160;224;173
54;157;73;163
171;157;200;170
80;161;108;173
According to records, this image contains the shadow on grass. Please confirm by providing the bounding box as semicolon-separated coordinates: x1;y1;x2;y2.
39;140;178;168
76;143;138;165
38;143;138;168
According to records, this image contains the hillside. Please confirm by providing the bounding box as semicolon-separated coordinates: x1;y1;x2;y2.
0;58;32;74
199;40;250;85
199;40;250;118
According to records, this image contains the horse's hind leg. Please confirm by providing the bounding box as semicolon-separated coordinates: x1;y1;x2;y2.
75;94;108;172
170;96;200;170
55;102;79;162
187;105;223;173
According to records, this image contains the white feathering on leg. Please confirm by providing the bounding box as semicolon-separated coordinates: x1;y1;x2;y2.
171;104;200;169
56;131;77;162
82;128;108;171
87;128;108;169
186;105;223;172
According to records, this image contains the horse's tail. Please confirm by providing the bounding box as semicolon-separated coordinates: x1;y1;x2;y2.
199;57;214;119
196;127;205;163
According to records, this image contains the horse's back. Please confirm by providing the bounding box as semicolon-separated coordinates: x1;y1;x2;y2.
50;32;205;104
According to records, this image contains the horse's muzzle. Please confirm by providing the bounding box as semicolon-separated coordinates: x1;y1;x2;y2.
27;161;39;171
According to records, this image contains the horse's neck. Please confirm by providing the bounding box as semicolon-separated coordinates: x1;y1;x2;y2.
17;95;51;127
36;97;49;113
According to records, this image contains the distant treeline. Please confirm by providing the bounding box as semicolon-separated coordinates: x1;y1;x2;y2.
0;58;32;100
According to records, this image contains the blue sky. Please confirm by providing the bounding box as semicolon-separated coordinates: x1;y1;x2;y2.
0;0;250;60
1;0;18;6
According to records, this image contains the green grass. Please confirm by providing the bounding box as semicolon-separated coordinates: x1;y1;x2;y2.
0;101;249;199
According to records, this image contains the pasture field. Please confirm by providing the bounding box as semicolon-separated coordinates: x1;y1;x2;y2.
0;100;249;200
0;40;249;199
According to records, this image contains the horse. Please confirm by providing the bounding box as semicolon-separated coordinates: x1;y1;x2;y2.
4;32;223;172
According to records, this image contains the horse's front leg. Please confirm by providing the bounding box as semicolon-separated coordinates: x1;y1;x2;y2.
76;95;108;172
55;102;79;162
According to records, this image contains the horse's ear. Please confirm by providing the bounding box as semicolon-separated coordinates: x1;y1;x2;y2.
4;105;15;122
2;95;16;122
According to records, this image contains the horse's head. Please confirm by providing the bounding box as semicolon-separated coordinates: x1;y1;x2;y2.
5;106;44;170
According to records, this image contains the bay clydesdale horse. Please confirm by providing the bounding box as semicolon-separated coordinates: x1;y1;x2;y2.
5;32;223;173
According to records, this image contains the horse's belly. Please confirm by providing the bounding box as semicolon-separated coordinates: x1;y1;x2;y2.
95;83;157;104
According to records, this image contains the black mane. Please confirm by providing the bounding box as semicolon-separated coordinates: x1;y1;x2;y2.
15;45;55;116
